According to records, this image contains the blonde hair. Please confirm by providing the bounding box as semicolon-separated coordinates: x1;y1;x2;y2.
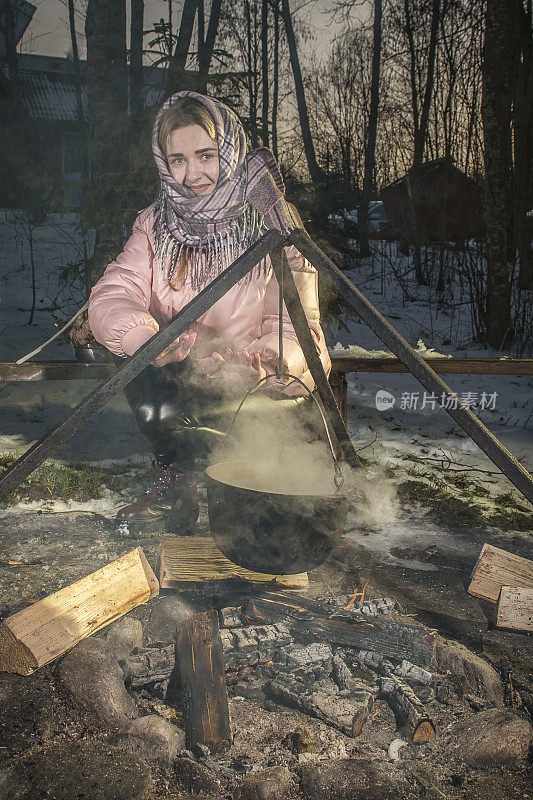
158;98;217;156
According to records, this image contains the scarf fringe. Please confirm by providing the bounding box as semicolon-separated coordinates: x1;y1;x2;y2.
153;194;268;291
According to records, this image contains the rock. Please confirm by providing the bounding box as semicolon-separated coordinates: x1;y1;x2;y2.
144;595;196;644
234;766;292;800
440;708;533;766
56;638;138;729
113;714;186;765
174;756;223;795
433;637;504;706
298;758;412;800
0;741;152;800
104;616;143;661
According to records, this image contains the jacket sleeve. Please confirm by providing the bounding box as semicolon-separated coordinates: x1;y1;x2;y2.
88;211;160;357
247;242;331;382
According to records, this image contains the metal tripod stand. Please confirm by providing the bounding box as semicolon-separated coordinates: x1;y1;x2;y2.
1;227;532;506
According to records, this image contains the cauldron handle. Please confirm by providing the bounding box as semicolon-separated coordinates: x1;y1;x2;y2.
229;373;345;493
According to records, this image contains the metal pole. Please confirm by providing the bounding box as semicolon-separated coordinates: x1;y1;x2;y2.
0;230;285;500
269;246;361;470
289;228;533;506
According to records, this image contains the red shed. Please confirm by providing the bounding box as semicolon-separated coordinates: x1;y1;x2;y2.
380;158;484;243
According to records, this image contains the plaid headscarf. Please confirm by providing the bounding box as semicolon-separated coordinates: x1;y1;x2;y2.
152;91;300;289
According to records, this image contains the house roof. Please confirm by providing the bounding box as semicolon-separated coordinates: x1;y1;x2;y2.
383;158;478;193
19;68;88;122
11;54;165;123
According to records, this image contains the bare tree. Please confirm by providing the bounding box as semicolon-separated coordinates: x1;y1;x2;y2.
281;0;324;183
482;0;520;347
358;0;382;257
130;0;144;118
84;0;128;289
261;0;269;146
514;0;533;289
165;0;199;95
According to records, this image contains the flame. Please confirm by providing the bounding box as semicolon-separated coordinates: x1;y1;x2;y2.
345;580;370;609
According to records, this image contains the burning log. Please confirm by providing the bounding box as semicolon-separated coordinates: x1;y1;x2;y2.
331;597;401;621
379;675;436;743
268;675;374;737
244;593;435;666
175;611;231;753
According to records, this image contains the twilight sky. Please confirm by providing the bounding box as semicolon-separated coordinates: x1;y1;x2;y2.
19;0;345;61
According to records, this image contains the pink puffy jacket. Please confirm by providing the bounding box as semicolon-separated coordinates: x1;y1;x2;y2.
88;206;331;383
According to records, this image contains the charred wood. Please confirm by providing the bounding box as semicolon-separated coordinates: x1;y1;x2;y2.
244;594;435;666
331;597;402;621
393;660;434;686
120;645;175;687
268;675;374;737
219;607;244;628
380;675;436;743
175;611;231;752
220;623;293;651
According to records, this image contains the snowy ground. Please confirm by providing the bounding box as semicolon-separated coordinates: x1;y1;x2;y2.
0;213;532;553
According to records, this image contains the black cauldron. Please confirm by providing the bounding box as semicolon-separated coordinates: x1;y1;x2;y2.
205;460;354;575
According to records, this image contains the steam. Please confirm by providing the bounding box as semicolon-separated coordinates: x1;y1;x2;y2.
208;393;353;497
350;465;400;529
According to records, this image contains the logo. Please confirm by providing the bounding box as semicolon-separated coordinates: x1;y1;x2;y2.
375;390;395;411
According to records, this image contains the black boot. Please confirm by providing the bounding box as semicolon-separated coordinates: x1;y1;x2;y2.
116;460;199;532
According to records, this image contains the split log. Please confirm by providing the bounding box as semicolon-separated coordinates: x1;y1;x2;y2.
468;544;533;603
380;675;436;743
175;611;231;753
0;548;158;674
244;593;435;666
495;586;533;632
268;675;374;737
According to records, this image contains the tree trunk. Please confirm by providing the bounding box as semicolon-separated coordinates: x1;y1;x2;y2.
482;0;517;347
84;0;128;291
68;0;85;124
280;0;324;183
404;0;441;284
165;0;199;96
130;0;144;119
271;0;280;160
358;0;382;258
514;1;533;290
261;0;269;146
197;0;222;92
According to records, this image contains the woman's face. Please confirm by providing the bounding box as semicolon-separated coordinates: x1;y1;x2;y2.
166;124;219;195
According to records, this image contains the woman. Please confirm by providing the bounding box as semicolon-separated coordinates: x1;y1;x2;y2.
89;90;331;529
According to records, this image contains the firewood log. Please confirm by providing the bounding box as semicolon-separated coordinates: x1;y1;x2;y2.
380;675;436;743
268;675;374;737
175;611;231;752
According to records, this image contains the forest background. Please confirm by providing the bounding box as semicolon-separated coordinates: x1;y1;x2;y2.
0;0;532;357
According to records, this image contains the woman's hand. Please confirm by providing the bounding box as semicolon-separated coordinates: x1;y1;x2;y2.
197;348;266;387
152;331;197;367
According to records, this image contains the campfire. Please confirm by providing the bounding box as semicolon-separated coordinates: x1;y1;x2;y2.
1;537;532;799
